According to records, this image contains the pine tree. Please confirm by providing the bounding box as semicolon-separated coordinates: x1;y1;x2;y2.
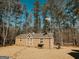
42;3;50;33
33;0;41;33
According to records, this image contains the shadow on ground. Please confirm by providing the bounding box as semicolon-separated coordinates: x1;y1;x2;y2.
68;49;79;59
0;56;9;59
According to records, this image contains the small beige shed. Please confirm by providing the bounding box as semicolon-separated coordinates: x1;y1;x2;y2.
15;33;54;48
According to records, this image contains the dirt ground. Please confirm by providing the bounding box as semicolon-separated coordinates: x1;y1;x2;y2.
0;45;79;59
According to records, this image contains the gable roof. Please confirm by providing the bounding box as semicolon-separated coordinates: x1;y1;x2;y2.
16;33;53;39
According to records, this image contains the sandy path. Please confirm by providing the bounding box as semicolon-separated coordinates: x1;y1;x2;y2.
0;45;25;58
0;46;79;59
15;47;79;59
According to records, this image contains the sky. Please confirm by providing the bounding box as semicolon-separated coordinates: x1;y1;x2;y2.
19;0;46;28
20;0;46;12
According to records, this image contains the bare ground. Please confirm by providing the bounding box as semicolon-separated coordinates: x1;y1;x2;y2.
0;45;79;59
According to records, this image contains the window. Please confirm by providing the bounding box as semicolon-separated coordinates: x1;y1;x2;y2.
40;38;44;44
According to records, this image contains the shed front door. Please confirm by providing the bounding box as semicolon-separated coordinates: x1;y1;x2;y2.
28;38;33;47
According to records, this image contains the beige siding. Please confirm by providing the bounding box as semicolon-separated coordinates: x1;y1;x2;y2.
15;33;54;48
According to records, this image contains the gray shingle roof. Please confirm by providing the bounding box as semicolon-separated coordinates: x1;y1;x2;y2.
16;33;53;39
